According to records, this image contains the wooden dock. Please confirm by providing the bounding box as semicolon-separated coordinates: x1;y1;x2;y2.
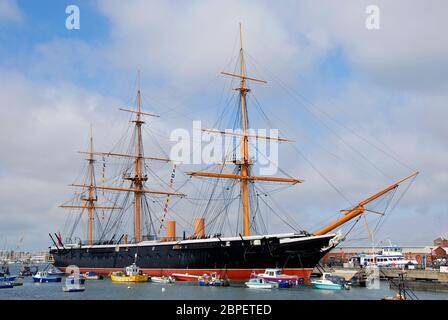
381;269;448;282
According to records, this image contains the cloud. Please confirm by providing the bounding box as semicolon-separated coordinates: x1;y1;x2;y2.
0;0;23;23
96;0;327;92
0;72;126;250
288;0;448;92
1;0;447;249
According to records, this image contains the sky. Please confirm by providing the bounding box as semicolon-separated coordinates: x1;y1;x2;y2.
0;0;447;251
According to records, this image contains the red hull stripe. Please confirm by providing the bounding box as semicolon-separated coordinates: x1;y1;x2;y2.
59;267;313;281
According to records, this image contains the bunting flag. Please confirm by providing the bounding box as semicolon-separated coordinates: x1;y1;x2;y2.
157;164;177;235
101;156;106;220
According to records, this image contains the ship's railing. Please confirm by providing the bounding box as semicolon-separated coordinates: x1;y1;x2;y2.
65;233;225;246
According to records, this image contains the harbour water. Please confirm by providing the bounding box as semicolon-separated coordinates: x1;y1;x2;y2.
1;264;447;300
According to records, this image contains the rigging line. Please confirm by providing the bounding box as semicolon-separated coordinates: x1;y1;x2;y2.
244;54;393;179
291;143;353;206
247;139;296;180
245;51;415;173
371;188;397;235
150;195;192;230
206;186;240;234
343;215;384;242
215;183;237;235
247;94;363;205
142;194;156;236
256;191;301;233
249;93;379;179
254;183;304;232
139;30;239;121
373;175;417;236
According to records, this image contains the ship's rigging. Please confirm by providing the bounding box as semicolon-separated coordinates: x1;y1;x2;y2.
59;24;418;247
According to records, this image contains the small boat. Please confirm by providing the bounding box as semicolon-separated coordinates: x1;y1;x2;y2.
62;278;85;292
62;286;85;292
83;271;103;280
245;278;279;289
19;264;38;277
311;273;348;290
256;268;302;286
0;265;16;282
198;273;229;287
66;274;85;285
0;275;17;282
0;282;13;289
111;263;149;283
171;273;200;281
33;271;62;283
11;281;23;287
151;275;175;284
47;266;65;277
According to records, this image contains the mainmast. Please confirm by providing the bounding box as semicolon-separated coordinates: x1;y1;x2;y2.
71;73;185;243
187;24;303;237
127;71;145;242
238;25;251;237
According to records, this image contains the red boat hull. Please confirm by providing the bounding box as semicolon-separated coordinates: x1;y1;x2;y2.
59;267;313;281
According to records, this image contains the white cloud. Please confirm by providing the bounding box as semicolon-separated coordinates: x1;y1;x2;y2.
0;72;126;250
1;0;447;249
97;0;327;92
0;0;23;23
288;0;448;91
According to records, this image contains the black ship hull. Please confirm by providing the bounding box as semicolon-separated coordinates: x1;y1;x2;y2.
50;233;339;280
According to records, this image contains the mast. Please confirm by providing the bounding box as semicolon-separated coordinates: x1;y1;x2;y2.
187;24;303;237
133;71;144;242
69;72;185;243
88;125;94;245
60;127;121;245
238;24;250;237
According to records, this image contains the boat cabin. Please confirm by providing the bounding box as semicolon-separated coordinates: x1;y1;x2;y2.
248;278;266;284
125;263;143;276
263;269;283;277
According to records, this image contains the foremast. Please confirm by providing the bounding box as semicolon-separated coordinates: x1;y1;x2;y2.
60;127;120;245
187;24;303;236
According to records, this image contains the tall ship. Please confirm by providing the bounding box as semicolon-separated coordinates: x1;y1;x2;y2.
49;26;418;280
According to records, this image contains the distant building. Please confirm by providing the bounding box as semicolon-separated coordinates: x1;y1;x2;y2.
323;245;448;267
434;237;448;247
432;246;447;258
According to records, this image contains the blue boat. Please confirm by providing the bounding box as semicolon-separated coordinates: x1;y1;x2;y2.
33;271;62;283
67;275;85;285
311;273;348;290
47;266;65;277
198;273;229;287
63;286;85;292
0;275;17;282
0;282;13;289
62;278;85;292
278;280;293;288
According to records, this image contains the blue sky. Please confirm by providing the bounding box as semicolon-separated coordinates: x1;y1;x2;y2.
0;0;447;251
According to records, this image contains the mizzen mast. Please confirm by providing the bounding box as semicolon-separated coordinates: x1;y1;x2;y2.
187;24;303;237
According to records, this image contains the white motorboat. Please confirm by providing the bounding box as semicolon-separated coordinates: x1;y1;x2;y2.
245;278;278;289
